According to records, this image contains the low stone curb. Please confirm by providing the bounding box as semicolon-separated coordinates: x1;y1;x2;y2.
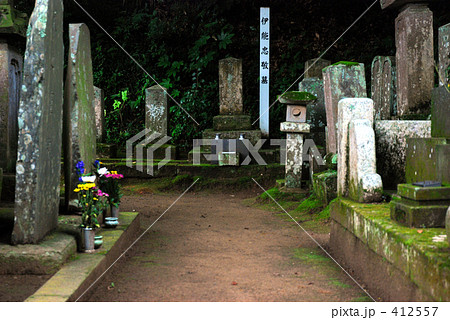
330;198;449;301
25;212;140;302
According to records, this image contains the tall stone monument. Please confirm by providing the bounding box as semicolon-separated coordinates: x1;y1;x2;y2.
322;62;367;154
371;56;397;119
381;0;434;116
438;23;450;88
145;85;168;136
12;0;64;244
63;23;96;210
202;58;261;145
0;0;27;173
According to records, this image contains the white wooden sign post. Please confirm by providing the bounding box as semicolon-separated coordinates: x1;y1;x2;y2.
259;7;270;137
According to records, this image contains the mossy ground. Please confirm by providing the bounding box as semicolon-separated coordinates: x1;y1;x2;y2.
244;185;332;233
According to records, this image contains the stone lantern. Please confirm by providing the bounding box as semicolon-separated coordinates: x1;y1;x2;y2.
279;91;317;189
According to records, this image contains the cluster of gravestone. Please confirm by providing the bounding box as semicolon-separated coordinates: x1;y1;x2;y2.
303;0;449;241
0;1;118;245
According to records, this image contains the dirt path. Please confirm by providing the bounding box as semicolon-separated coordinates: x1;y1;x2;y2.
87;191;371;302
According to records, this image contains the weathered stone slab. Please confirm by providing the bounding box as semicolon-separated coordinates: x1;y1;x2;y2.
299;78;326;148
431;87;450;139
436;144;450;185
395;4;434;116
371;56;396;120
285;133;304;188
219;57;243;115
304;58;330;79
323;63;367;154
213;115;251;131
447;206;450;247
0;41;22;172
12;0;64;244
397;184;450;201
93;86;105;142
280;122;310;133
348;120;383;203
374;120;431;189
405;138;447;184
63;23;96;209
438;23;450;87
337;98;374;198
202;129;261;146
145;85;168;136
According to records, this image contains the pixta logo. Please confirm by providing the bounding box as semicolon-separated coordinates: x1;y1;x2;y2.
126;129;172;176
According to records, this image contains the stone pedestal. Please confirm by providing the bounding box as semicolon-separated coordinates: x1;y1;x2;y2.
281;122;310;189
438;23;450;87
145;85;168;136
94;86;105;142
395;4;434;116
371;56;396;119
323;62;367;154
63;23;96;209
390;184;450;228
12;0;64;244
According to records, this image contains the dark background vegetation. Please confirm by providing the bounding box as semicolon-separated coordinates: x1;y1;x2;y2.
15;0;450;152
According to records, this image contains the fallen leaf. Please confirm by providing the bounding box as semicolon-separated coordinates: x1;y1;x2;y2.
417;229;423;234
231;281;238;285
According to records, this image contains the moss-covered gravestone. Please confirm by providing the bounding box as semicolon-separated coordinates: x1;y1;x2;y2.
438;23;450;87
322;62;367;154
12;0;64;244
0;0;27;173
63;23;96;210
371;56;396;120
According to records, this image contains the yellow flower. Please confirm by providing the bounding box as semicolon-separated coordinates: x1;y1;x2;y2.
74;188;80;192
93;197;98;201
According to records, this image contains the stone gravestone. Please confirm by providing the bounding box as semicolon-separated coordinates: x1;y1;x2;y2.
304;58;330;79
63;23;96;210
337;98;382;201
219;57;243;115
201;58;261;146
93;86;105;142
145;85;168;136
322;62;367;154
371;56;396;119
374;120;431;189
393;3;434;115
0;0;27;173
438;23;450;87
11;0;64;244
348;119;383;203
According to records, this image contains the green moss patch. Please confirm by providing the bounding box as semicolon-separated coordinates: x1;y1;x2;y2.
331;61;360;67
277;91;317;104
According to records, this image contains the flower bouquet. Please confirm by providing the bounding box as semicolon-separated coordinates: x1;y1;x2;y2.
93;160;124;218
74;161;109;252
